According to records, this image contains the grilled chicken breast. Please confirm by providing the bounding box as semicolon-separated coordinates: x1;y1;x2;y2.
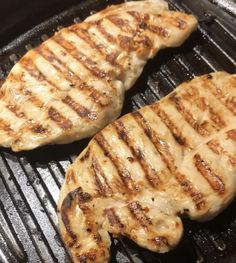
0;0;197;151
58;72;236;263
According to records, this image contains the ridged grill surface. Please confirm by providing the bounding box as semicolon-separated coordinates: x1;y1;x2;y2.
0;0;236;262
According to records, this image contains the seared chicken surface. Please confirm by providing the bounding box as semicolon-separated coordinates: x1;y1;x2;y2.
58;72;236;263
0;0;197;151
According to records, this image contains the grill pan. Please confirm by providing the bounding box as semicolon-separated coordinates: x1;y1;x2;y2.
0;0;236;262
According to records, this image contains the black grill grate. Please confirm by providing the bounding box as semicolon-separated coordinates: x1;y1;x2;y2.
0;0;236;262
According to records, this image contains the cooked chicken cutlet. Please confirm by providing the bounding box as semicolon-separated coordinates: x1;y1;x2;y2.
0;0;197;151
58;72;236;263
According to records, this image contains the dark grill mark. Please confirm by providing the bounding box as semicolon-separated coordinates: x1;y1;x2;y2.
37;44;108;107
132;111;205;209
206;74;213;79
95;22;117;44
208;139;236;167
61;192;78;246
204;105;225;129
225;96;236;115
53;34;108;79
66;169;77;184
104;208;124;229
151;104;190;148
20;57;59;93
91;157;113;196
131;111;175;167
173;17;187;29
94;133;137;191
0;118;14;134
0;80;4;90
62;95;96;121
62;188;104;249
127;156;135;163
118;35;132;50
18;59;64;127
207;140;223;155
11;80;44;115
106;15;136;34
127;11;150;24
6;104;25;118
80;149;90;162
102;11;154;52
94;20;151;52
36;47;76;82
31;124;48;134
127;11;169;37
174;171;205;210
163;16;188;30
70;27;121;68
118;34;152;51
134;35;152;48
70;27;104;55
228;129;236;141
204;78;236;115
169;92;210;137
113;120;161;188
77;255;87;263
76;250;97;263
48;106;73;130
148;25;169;38
139;21;148;30
78;82;109;107
106;52;119;66
19;86;44;108
194;154;225;194
229;155;236;167
35;47;77;87
93;234;102;244
28;94;44;108
73;187;92;204
182;87;226;129
128;201;152;228
154;236;169;247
